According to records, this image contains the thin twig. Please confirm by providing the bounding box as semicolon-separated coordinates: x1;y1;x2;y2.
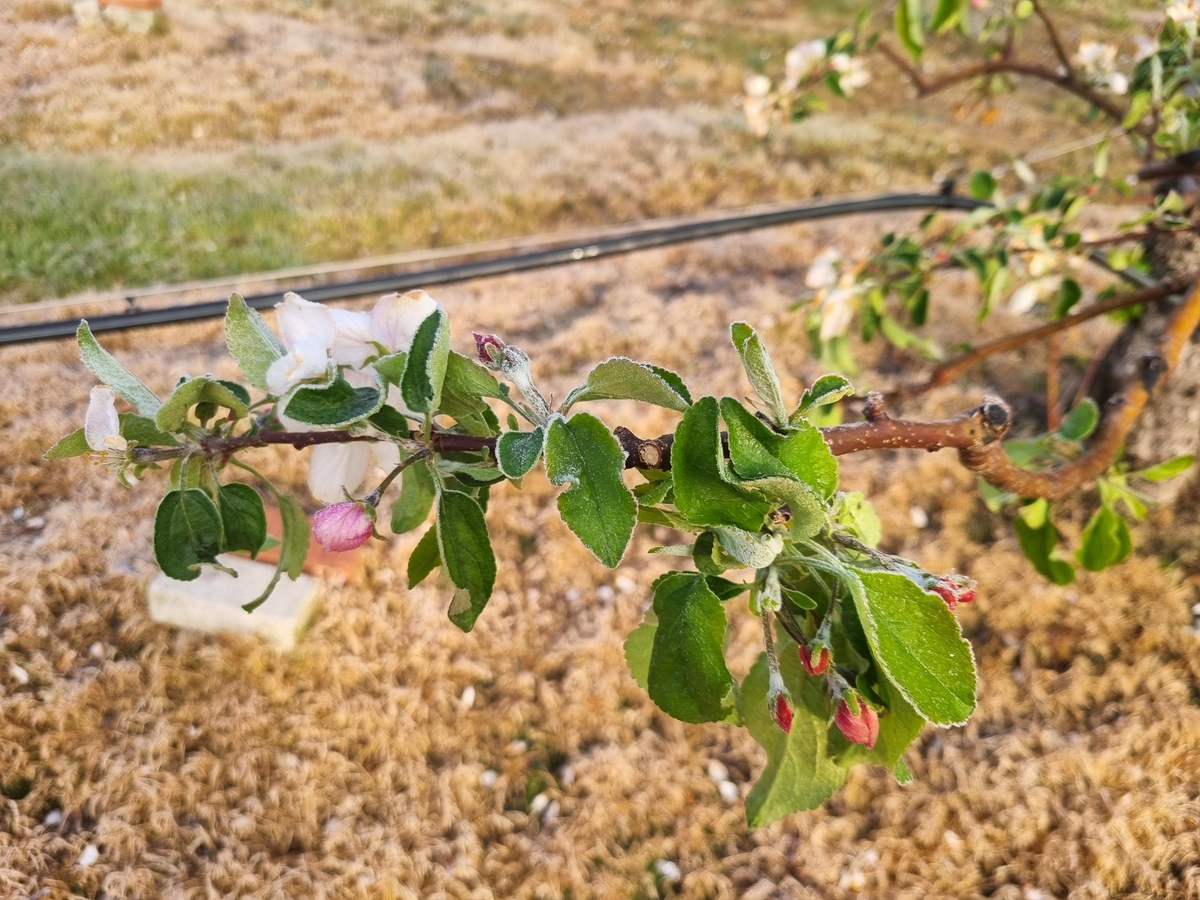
1046;331;1062;431
1032;0;1074;77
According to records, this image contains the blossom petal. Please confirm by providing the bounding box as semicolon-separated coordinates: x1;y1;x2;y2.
369;290;439;354
309;443;372;504
329;309;377;368
265;337;332;395
85;386;126;452
276;292;336;352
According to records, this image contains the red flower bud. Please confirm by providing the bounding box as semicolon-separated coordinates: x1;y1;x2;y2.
472;332;506;369
930;574;976;611
835;694;879;748
799;644;830;676
768;690;793;733
312;501;375;552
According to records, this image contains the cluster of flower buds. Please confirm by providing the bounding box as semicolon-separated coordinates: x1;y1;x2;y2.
928;574;977;611
312;499;377;553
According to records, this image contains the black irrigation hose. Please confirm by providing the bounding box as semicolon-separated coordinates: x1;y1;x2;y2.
0;192;1153;346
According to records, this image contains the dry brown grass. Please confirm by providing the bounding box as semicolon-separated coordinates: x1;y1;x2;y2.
3;219;1200;898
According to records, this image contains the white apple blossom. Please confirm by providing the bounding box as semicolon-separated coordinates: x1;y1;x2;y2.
1075;41;1128;94
266;292;337;395
806;248;843;290
744;74;772;99
1007;276;1061;315
85;386;127;452
830;54;870;94
1135;34;1160;63
369;290;439;354
308;439;400;505
785;39;827;85
819;287;858;341
1167;0;1200;24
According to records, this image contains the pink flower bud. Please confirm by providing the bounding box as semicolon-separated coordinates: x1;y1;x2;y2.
473;332;506;369
312;501;375;552
929;574;977;611
835;693;879;748
768;689;794;733
800;644;830;676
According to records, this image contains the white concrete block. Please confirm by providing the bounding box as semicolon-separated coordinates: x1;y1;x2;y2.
148;555;321;650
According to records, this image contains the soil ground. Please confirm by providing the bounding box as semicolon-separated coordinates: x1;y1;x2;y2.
3;1;1200;898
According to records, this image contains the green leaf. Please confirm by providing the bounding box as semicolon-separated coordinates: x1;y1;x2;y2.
1135;454;1194;482
390;457;435;535
851;569;977;726
77;321;161;416
931;0;965;32
1054;278;1083;318
894;0;924;60
407;525;441;589
623;609;658;691
741;640;848;825
284;374;385;428
44;429;91;459
730;322;789;428
721;398;839;499
833;492;881;547
156;376;250;432
646;572;734;723
968;170;997;201
445;351;506;399
633;474;673;507
153;489;224;582
1014;501;1076;585
793;374;854;419
561;357;692;413
544;412;637;568
672;397;771;532
711;527;783;568
437;488;496;631
401;308;450;414
218;483;267;558
1056;398;1099;441
244;492;310;612
1077;506;1132;571
373;351;408;387
225;294;285;391
496;427;545;478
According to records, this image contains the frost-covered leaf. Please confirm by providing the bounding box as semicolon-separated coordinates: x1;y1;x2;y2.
437;488;495;631
721;397;838;498
496;427;545;478
45;414;177;459
153;489;224;582
544;413;636;568
391;457;435;535
730;322;788;428
562;357;692;413
793;374;854;419
407;525;441;589
225;294;285;391
849;569;977;726
284;373;385;428
401;308;450;414
218;483;267;558
710;527;783;568
647;572;734;723
156;376;250;432
445;351;505;399
672;397;771;532
77;321;161;416
244;493;310;612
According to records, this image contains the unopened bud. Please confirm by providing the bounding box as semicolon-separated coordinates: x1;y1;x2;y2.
312;501;375;552
473;332;506;370
799;644;830;676
928;574;977;611
768;689;794;733
835;692;879;748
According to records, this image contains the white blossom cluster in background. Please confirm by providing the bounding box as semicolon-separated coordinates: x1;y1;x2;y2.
804;248;862;341
1074;41;1128;95
741;38;869;137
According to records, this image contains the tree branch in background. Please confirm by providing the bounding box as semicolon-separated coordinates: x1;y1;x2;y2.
876;41;1138;134
886;277;1190;401
1031;0;1074;77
